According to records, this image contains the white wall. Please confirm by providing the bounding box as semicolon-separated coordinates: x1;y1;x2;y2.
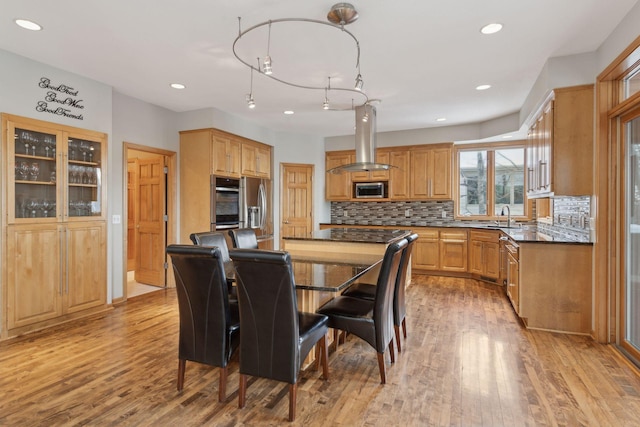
111;91;180;299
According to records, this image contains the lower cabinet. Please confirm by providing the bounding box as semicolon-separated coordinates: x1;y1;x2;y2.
469;231;500;280
5;222;106;332
413;228;467;272
506;245;519;313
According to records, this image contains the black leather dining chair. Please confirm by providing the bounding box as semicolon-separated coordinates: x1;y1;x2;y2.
189;231;231;262
228;228;259;249
166;244;240;402
229;248;329;422
317;237;407;384
342;233;418;352
189;231;236;299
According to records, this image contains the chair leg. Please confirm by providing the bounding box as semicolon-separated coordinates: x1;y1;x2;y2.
177;359;186;391
218;366;228;402
389;338;396;364
376;352;386;384
394;324;402;353
402;317;407;339
320;335;329;380
239;374;247;409
289;383;297;422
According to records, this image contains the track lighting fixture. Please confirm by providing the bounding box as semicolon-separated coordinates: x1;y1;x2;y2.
355;72;363;91
263;21;273;75
362;112;369;122
323;77;331;110
246;63;256;109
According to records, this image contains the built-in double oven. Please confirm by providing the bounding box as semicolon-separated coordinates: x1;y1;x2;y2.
211;176;240;230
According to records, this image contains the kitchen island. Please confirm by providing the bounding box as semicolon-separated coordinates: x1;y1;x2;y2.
282;227;411;312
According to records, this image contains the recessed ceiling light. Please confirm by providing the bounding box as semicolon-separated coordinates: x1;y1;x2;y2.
170;83;186;89
480;23;503;35
502;135;513;139
284;110;294;115
15;19;42;31
436;117;447;122
476;84;491;91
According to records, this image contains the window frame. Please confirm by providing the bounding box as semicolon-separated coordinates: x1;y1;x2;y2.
454;140;530;221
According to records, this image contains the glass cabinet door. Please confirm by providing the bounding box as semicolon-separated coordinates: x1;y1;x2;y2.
65;134;103;219
10;124;61;222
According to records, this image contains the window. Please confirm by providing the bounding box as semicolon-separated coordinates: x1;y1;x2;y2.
457;144;526;219
623;65;640;100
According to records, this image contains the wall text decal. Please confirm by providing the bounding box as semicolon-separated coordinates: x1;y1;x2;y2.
35;77;84;120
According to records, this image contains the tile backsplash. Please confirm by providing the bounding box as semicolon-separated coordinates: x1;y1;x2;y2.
330;195;592;242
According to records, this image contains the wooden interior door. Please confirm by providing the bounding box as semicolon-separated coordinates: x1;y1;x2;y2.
281;163;313;247
135;156;166;286
127;159;138;271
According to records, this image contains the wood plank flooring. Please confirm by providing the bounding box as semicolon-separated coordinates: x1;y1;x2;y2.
1;275;640;426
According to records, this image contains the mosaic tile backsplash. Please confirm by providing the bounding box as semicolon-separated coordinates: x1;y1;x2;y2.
330;195;592;242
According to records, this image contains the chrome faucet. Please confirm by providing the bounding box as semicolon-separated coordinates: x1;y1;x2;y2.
501;205;511;227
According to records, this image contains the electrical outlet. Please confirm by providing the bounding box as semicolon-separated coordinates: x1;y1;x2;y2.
343;210;348;217
405;209;411;217
441;210;446;218
112;214;121;224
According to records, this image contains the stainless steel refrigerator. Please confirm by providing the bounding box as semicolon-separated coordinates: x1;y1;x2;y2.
240;176;272;240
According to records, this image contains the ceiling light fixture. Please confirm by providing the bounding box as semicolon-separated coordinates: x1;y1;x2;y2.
263;21;273;75
15;18;42;31
323;77;331;110
476;84;492;91
436;117;447;122
284;110;294;115
480;23;503;35
246;63;256;109
170;83;186;89
233;4;368;112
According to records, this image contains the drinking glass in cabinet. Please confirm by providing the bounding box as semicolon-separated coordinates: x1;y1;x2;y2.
43;135;56;158
28;134;40;156
68;139;77;160
29;163;40;181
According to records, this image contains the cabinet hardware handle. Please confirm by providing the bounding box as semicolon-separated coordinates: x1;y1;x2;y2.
59;229;64;296
65;228;69;295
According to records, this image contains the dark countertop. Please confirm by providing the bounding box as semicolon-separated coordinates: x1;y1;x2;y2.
284;228;410;244
319;223;592;245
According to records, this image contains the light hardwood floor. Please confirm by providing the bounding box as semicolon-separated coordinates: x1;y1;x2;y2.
1;275;640;426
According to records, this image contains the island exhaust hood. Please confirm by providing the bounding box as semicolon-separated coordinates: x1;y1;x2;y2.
327;104;394;174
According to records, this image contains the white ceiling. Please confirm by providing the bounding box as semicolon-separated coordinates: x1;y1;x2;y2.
1;0;638;138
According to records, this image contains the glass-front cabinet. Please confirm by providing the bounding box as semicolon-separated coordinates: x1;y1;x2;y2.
2;113;107;339
7;119;105;223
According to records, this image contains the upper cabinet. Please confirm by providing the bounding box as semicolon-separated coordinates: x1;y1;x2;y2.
241;141;271;179
4;114;106;224
325;143;453;201
212;132;241;178
526;84;594;198
325;151;353;201
409;145;452;200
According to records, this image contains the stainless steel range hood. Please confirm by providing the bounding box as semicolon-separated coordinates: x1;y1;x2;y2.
327;104;394;174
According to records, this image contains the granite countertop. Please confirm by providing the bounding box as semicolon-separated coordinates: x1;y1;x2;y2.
285;228;410;244
320;223;592;245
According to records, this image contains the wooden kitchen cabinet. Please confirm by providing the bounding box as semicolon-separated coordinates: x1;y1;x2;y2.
410;144;452;200
351;150;390;182
2;113;108;339
506;243;520;313
389;149;410;199
526;84;593;198
241;141;271;179
439;230;467;272
325;151;353;201
413;229;440;270
180;128;273;243
212;132;241;178
469;230;500;281
518;242;591;334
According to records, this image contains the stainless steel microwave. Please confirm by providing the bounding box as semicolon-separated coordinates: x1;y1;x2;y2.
354;181;388;199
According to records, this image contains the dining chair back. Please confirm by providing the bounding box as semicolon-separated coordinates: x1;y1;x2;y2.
189;231;231;263
228;228;259;249
317;237;407;384
229;248;329;422
392;233;418;352
166;244;240;402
